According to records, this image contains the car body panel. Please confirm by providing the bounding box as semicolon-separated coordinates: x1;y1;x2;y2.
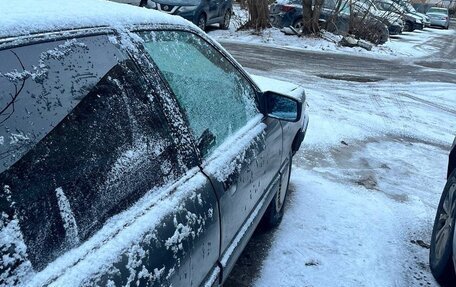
0;1;308;286
449;137;456;274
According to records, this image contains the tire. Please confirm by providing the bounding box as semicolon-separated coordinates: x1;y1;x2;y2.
220;10;231;30
404;21;413;32
292;18;303;31
197;14;207;31
378;33;388;45
430;170;456;286
261;154;292;229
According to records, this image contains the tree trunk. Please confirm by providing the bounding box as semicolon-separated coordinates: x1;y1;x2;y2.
239;0;247;9
243;0;269;31
301;0;323;34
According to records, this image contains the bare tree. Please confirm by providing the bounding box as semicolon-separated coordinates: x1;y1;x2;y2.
241;0;270;31
301;0;324;34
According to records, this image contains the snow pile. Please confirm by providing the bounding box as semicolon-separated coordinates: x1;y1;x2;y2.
0;0;190;38
208;5;455;59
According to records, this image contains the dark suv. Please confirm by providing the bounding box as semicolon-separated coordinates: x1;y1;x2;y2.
430;137;456;286
140;0;232;30
0;0;308;286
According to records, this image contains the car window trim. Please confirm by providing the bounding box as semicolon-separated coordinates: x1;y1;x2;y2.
130;27;264;108
128;28;267;160
116;28;202;167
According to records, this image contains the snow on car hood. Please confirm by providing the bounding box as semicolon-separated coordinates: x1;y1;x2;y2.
250;74;306;102
0;0;190;39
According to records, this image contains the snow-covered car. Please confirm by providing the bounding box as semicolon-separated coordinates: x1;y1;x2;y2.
0;0;308;286
430;137;456;286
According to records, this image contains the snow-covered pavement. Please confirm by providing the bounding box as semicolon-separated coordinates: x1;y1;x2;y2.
207;6;455;60
251;79;456;286
218;17;456;283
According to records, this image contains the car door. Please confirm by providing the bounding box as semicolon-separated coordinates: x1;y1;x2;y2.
0;33;220;287
207;0;220;20
135;29;284;282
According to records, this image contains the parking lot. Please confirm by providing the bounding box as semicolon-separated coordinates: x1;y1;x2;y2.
220;20;456;287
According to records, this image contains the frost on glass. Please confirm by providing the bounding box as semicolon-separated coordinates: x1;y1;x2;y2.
0;37;118;174
138;31;260;156
0;34;188;279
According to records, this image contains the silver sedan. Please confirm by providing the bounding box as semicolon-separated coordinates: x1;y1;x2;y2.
426;7;450;29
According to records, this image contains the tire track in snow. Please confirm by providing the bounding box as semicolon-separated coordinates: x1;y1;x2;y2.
399;93;456;116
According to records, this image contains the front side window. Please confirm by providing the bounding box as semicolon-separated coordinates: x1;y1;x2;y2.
137;30;260;156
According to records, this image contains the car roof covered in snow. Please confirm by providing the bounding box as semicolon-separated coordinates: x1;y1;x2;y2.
0;0;191;39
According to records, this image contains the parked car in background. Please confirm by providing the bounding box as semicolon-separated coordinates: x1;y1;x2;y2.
374;0;423;31
392;0;431;27
430;137;456;287
270;0;390;44
319;0;351;33
269;0;304;29
355;0;404;35
112;0;233;30
426;7;450;29
0;0;309;286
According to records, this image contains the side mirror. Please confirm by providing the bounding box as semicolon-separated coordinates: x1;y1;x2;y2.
264;91;302;122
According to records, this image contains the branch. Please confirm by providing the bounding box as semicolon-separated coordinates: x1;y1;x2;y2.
0;51;27;124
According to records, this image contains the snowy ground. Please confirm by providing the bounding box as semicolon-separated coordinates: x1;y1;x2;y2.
207;6;454;59
248;77;456;287
214;7;456;286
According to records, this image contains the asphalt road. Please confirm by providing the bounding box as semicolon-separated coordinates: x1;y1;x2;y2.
220;28;456;84
221;24;456;287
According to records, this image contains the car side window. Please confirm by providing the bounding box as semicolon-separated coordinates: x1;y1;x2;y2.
0;35;183;271
137;30;260;157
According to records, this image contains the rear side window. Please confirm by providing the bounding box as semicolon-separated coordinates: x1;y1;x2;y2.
0;35;184;273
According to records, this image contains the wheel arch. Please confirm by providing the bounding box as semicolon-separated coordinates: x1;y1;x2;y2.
291;128;304;155
448;147;456;179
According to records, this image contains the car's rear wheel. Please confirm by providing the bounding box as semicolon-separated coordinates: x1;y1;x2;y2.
261;154;292;229
430;170;456;286
292;18;303;31
404;21;412;32
220;10;231;30
197;14;207;31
